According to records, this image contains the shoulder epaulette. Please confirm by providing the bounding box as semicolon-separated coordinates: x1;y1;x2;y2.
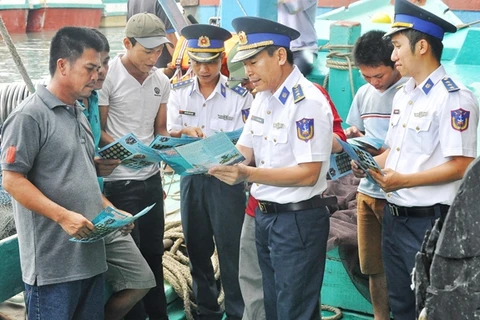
171;78;194;90
230;85;248;97
441;77;460;92
292;84;305;104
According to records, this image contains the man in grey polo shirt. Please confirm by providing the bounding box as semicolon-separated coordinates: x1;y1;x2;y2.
1;27;113;319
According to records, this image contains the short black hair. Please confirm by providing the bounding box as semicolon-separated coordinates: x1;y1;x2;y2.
398;29;444;62
91;28;110;53
353;30;395;68
128;37;137;47
265;45;294;65
49;27;103;76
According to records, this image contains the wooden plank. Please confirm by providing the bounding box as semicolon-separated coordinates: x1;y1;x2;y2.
0;235;23;303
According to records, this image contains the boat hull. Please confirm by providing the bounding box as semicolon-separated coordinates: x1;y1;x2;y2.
0;9;28;33
27;7;102;32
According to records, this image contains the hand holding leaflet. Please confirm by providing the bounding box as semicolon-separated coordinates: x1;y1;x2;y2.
97;133;163;169
70;204;155;243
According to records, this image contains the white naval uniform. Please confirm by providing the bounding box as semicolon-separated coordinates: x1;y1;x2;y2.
167;75;253;136
167;74;253;319
238;66;333;203
384;66;479;206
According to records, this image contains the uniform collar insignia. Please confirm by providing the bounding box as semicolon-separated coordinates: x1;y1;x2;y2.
422;78;434;95
278;86;290;105
220;83;226;98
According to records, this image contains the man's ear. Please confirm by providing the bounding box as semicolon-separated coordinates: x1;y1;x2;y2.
123;37;133;50
277;47;288;66
57;58;68;76
417;39;429;55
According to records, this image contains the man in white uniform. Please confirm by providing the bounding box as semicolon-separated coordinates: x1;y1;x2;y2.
167;24;253;320
209;17;334;320
352;1;479;319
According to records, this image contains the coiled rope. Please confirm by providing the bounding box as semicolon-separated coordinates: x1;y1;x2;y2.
321;304;343;320
161;172;223;320
0;80;48;124
319;43;357;98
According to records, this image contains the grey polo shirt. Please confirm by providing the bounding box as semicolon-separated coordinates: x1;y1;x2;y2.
1;85;107;286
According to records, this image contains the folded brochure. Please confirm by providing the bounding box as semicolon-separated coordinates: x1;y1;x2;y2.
69;204;155;243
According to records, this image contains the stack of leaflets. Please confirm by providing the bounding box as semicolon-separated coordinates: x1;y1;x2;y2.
97;128;245;175
70;204;155;243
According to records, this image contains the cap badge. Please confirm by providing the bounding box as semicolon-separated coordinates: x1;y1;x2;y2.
198;36;211;48
238;31;248;45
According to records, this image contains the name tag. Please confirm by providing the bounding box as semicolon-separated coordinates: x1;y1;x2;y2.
251;115;264;124
180;110;195;116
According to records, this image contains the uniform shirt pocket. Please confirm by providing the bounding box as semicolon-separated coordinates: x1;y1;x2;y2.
210;114;237;133
405;117;435;154
268;128;289;167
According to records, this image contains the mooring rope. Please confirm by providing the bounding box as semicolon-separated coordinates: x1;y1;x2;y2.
319;43;357;97
162;219;223;320
0;17;35;94
321;304;343;320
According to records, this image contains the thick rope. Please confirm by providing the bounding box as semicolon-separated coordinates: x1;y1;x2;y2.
0;18;35;94
321;304;343;320
162;218;223;320
319;43;356;97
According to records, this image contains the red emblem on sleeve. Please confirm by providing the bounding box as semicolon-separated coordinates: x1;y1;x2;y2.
6;146;16;164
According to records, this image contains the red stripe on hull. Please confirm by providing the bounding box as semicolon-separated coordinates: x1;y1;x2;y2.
0;9;28;33
27;8;102;32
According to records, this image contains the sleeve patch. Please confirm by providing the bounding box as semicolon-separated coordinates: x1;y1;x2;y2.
5;146;16;164
451;108;470;132
296;118;314;142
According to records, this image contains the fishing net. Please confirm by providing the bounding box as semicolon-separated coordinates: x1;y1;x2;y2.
0;159;15;241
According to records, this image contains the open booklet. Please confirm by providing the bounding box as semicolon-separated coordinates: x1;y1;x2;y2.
97;128;244;175
334;138;383;184
155;130;245;175
69;204;155;243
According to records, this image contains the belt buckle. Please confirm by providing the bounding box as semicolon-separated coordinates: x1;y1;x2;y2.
258;201;267;213
389;204;399;216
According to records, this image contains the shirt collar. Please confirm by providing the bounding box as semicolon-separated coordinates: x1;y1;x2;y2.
191;74;228;99
404;65;446;95
273;66;303;105
36;84;82;111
